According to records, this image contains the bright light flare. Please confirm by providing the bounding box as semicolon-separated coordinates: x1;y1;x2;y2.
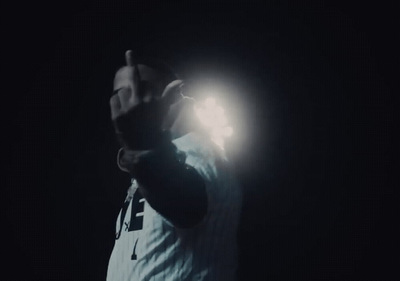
194;96;233;150
182;73;252;162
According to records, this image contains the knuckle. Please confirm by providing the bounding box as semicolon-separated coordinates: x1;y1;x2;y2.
111;110;124;122
110;95;118;105
117;87;130;97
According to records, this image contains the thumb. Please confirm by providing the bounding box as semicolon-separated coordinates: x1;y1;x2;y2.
159;80;184;107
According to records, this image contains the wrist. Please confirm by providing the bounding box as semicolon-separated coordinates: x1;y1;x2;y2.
117;131;185;176
115;129;169;150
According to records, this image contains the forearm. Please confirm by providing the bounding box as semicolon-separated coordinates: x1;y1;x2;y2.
118;138;207;228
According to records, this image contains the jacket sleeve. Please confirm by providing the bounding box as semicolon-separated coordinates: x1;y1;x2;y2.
117;136;208;228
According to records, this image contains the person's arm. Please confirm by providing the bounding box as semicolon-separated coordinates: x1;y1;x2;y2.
118;141;207;228
110;51;207;228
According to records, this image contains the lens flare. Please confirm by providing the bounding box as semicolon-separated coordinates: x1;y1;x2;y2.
194;97;233;150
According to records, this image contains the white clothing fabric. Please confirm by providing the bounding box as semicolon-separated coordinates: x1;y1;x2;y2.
107;132;242;281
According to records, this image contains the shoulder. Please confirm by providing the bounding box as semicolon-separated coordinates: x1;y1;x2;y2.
173;132;226;165
173;132;226;159
173;132;234;187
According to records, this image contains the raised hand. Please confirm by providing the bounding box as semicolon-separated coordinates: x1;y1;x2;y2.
110;51;183;150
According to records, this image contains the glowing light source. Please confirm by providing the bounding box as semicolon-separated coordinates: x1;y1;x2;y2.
194;97;233;150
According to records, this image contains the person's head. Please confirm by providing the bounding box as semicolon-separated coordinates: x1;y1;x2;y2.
113;56;178;100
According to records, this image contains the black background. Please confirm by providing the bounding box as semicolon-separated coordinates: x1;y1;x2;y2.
4;1;397;280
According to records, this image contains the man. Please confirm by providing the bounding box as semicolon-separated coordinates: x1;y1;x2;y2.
106;50;242;281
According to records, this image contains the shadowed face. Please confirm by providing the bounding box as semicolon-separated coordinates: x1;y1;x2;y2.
113;64;170;101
